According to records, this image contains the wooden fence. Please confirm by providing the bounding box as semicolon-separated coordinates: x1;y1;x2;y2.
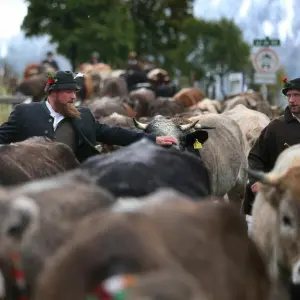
0;95;30;124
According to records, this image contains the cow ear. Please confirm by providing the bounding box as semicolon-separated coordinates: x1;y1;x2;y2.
4;196;39;240
183;130;208;148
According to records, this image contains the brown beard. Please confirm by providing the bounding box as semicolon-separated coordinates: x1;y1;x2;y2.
56;102;81;119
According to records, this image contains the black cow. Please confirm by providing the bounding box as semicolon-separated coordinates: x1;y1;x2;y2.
79;138;211;198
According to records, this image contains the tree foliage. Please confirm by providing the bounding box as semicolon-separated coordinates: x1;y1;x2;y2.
22;0;251;80
22;0;135;68
170;17;251;79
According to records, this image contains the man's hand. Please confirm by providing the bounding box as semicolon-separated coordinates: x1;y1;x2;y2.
156;136;178;146
251;182;259;193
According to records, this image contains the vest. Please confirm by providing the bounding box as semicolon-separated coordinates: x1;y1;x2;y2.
54;119;77;152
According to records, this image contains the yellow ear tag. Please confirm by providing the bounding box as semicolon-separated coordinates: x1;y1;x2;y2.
193;139;202;149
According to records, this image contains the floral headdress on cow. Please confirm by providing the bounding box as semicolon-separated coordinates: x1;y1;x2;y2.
282;76;300;96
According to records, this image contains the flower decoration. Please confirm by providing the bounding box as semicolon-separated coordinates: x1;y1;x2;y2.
47;73;56;85
44;73;56;93
282;77;288;83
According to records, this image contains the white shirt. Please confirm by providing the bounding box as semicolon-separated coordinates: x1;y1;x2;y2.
46;101;65;131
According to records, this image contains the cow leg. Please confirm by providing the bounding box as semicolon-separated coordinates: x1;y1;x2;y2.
227;184;245;211
227;164;247;212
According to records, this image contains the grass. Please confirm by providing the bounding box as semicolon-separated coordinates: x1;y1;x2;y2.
0;104;12;124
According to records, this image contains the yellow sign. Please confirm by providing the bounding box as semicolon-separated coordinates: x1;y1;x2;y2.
193;139;202;149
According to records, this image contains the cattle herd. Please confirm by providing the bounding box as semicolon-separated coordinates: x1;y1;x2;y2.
0;68;299;300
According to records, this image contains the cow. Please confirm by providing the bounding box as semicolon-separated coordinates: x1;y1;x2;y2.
173;87;205;108
88;96;136;119
99;77;128;98
189;98;222;114
127;88;156;118
248;144;300;300
99;112;134;129
222;104;270;155
0;137;79;186
15;74;47;102
147;97;185;117
79;138;211;198
134;114;248;206
33;189;270;300
0;172;115;299
223;91;273;118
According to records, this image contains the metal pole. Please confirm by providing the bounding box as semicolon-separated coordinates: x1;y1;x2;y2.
260;84;268;102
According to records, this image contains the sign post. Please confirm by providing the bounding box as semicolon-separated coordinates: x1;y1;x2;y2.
252;37;280;101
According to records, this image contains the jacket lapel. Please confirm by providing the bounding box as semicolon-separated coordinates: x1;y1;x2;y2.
42;98;99;153
41;98;51;114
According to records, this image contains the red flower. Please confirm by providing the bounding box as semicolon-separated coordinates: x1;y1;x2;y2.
282;77;288;83
47;78;55;84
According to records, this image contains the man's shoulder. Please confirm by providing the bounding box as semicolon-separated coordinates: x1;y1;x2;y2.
78;106;93;116
266;115;285;129
14;102;44;113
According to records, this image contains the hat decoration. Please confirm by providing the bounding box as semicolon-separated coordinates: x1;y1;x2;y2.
282;77;288;83
44;73;57;92
87;274;137;300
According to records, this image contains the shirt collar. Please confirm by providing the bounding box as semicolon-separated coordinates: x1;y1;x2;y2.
46;100;63;118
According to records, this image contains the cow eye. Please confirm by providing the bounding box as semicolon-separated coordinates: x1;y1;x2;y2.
282;215;292;227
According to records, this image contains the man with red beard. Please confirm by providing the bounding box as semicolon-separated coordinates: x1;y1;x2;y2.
0;71;177;162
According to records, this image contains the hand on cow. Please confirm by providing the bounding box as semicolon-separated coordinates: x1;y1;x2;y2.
156;136;178;146
251;182;259;193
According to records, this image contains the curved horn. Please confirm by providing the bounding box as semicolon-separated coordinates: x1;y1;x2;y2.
133;118;148;130
246;168;280;186
179;121;199;131
194;124;216;130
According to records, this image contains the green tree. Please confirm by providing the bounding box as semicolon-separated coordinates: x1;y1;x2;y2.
170;17;251;92
129;0;194;62
22;0;135;70
22;0;194;71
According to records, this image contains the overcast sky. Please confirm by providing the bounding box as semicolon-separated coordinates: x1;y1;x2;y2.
0;0;294;40
0;0;28;39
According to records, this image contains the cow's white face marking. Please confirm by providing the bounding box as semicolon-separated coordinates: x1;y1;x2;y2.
11;196;39;219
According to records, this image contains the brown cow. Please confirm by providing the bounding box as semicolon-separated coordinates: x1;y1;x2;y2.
173;88;205;108
0;171;115;298
99;77;128;98
15;74;47;102
0;137;79;186
88;96;136;119
34;189;270;300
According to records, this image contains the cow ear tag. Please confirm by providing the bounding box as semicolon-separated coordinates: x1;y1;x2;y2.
193;139;202;149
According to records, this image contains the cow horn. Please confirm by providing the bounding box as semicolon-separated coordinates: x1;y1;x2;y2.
246;168;280;186
133;118;148;130
194;124;216;130
179;121;199;131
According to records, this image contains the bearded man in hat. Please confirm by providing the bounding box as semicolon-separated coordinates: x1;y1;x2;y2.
243;77;300;213
0;71;177;162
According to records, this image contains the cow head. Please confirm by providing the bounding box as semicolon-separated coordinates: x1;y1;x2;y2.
133;115;214;152
248;166;300;284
